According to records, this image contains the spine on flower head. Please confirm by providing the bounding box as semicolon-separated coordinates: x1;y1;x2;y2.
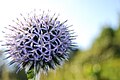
1;9;76;79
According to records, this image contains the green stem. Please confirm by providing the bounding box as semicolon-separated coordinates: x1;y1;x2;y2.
35;71;41;80
27;69;41;80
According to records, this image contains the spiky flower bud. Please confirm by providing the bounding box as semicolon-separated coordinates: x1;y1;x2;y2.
2;10;75;74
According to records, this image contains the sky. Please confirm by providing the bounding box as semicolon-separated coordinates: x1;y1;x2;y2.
0;0;120;50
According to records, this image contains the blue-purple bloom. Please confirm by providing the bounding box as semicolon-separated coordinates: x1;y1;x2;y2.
2;10;76;74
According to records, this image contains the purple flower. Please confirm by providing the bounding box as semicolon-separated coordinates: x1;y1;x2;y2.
2;10;76;73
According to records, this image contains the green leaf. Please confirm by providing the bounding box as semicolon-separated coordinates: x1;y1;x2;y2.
27;68;35;80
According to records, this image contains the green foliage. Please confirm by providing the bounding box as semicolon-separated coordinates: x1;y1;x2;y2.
39;22;120;80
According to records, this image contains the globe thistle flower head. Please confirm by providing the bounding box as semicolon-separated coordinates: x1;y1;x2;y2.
2;10;76;74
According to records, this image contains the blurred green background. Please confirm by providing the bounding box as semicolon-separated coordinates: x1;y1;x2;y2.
1;15;120;80
0;0;120;79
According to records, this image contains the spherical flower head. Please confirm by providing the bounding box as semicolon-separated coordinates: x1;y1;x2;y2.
2;10;76;73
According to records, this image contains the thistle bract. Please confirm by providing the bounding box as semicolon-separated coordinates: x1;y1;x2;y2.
2;10;75;74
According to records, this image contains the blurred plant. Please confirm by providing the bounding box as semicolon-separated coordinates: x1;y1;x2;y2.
39;14;120;80
1;10;76;80
2;65;9;80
